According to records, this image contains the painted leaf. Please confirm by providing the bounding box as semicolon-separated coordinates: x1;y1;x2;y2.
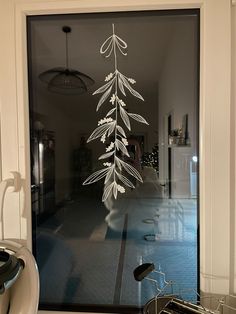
96;85;113;111
115;156;122;171
116;172;135;188
115;139;129;157
87;123;112;142
93;77;115;95
117;125;126;138
105;167;114;184
120;74;144;101
128;113;149;125
119;106;131;131
118;77;126;96
113;182;118;199
98;151;114;160
102;182;114;202
106;107;116;117
120;159;143;182
83;168;109;185
107;121;116;136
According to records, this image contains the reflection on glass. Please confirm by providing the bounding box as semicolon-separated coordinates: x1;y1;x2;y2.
28;10;199;313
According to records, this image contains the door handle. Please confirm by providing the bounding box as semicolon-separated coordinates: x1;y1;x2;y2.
0;172;21;239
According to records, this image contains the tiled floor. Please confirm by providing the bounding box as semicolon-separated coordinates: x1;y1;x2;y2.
36;194;197;309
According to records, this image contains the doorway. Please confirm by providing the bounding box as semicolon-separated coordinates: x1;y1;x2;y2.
27;9;199;313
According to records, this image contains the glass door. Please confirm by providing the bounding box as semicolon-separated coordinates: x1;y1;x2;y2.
27;10;200;312
0;1;231;314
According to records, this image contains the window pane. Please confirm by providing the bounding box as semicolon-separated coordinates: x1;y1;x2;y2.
28;10;199;312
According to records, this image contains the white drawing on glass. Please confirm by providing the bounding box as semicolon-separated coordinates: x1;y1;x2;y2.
83;24;149;202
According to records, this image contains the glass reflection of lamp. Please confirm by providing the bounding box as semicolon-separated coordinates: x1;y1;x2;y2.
39;26;94;95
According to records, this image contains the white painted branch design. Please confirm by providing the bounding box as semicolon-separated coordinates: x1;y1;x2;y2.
83;24;149;202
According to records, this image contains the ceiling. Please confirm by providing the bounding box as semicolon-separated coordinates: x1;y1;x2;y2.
28;12;197;118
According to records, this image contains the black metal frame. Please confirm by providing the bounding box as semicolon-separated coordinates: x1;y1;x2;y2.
27;8;200;314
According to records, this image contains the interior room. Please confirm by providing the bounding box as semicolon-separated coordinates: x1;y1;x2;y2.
28;10;199;312
0;1;235;314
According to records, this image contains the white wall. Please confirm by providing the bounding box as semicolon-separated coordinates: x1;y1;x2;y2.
231;3;236;295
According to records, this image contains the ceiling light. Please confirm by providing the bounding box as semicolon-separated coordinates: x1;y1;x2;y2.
39;26;94;95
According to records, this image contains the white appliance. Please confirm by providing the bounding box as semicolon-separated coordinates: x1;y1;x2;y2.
0;172;39;314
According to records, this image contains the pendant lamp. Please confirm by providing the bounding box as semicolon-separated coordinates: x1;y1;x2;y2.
39;26;94;95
